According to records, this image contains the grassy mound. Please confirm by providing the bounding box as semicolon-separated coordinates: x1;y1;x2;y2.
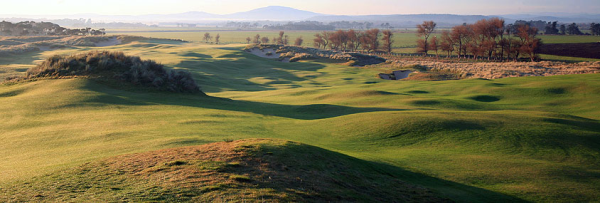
245;44;386;66
0;139;449;202
10;51;202;94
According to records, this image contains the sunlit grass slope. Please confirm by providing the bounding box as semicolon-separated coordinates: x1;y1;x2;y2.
0;40;599;202
1;139;449;202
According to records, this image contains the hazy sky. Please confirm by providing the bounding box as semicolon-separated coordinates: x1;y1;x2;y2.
2;0;599;16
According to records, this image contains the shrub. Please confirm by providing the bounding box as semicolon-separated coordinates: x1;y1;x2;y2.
19;51;203;94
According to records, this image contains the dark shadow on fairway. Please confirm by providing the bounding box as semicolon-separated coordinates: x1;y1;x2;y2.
171;51;327;93
543;117;600;132
407;90;430;94
363;159;529;203
181;52;213;59
259;141;528;202
469;95;501;102
79;80;401;120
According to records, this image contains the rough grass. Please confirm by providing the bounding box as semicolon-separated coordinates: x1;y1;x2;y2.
0;40;599;202
373;59;600;79
6;51;203;94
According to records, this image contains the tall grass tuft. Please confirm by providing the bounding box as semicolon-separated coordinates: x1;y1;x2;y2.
19;51;203;94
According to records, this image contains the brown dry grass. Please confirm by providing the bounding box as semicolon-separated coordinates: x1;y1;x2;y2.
375;60;600;79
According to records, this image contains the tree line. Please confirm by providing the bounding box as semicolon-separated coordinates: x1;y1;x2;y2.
0;21;105;36
418;18;543;62
246;31;305;46
312;29;394;53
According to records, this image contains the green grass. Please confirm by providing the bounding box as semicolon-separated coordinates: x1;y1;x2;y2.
0;40;599;202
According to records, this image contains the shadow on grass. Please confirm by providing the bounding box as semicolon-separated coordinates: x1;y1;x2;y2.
78;80;401;120
171;51;326;93
257;141;528;202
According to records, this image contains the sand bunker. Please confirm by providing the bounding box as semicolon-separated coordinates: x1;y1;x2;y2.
95;37;122;47
379;70;413;80
247;48;290;62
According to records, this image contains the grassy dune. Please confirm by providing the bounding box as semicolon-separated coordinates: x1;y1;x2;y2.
0;40;599;202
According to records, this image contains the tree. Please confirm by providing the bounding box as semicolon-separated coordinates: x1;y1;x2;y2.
283;35;289;45
416;21;437;55
516;25;542;62
277;31;285;45
544;21;559;35
591;23;600;36
294;36;304;46
430;36;439;57
313;33;324;48
440;30;454;57
559;24;566;35
451;25;471;58
215;34;220;44
203;33;212;43
320;31;331;49
567;23;583;35
381;30;394;53
261;36;270;44
363;29;380;52
246;37;251;44
329;30;348;50
253;34;261;44
346;29;360;52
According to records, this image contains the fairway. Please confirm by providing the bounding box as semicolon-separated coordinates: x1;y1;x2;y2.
1;38;599;202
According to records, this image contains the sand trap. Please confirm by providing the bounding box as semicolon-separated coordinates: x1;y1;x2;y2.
95;37;122;47
379;70;413;80
393;70;412;79
248;48;280;59
247;48;290;62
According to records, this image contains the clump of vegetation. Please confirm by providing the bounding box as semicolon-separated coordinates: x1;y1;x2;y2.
405;69;463;81
13;51;203;94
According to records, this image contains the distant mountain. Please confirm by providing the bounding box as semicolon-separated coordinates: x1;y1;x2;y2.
224;6;321;21
499;14;600;23
307;14;499;27
1;6;599;27
140;11;219;21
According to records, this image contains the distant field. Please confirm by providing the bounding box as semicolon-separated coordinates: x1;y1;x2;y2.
107;28;600;61
540;43;600;59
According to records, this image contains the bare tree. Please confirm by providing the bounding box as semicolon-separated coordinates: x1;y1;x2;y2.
203;32;212;43
516;25;542;62
215;34;220;44
364;29;380;52
253;34;261;44
321;31;331;49
261;36;270;44
381;30;394;53
313;33;324;48
430;36;439;58
246;37;251;44
440;30;454;57
416;21;437;55
294;36;304;46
